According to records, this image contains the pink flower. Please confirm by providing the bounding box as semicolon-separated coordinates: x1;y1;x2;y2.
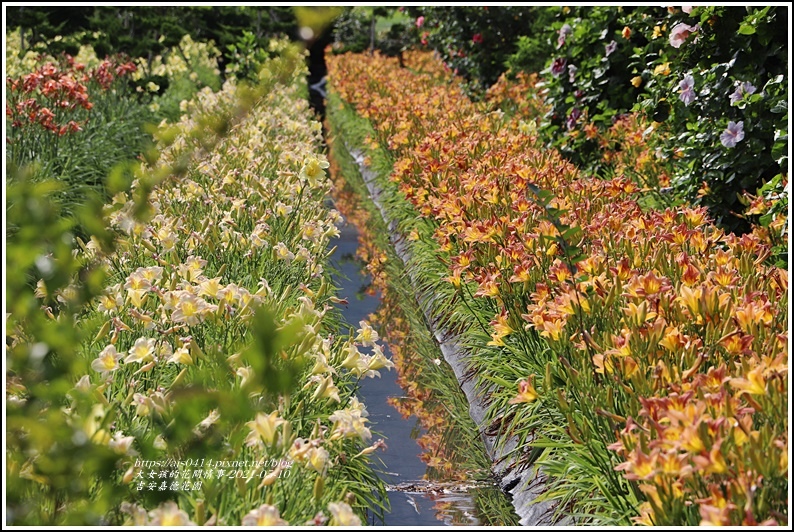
720;121;745;148
415;16;425;29
682;6;693;14
678;74;696;106
729;81;757;105
550;57;567;77
472;33;484;44
567;64;577;83
557;24;573;48
566;108;582;130
669;22;698;48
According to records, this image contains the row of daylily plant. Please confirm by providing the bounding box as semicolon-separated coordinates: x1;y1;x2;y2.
7;44;391;525
326;50;788;526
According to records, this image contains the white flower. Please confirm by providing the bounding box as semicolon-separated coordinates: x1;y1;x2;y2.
275;201;293;217
301;221;322;242
355;321;379;347
171;293;211;326
148;501;195;526
299;156;330;187
340;343;361;370
167;345;193;365
327;502;361;526
329;407;371;442
274;242;295;264
91;344;122;375
124;337;156;364
245;411;286;449
176;255;207;281
307;446;329;473
197;277;223;299
109;430;135;455
367;344;395;372
196;409;220;433
242;504;288;526
313;374;341;402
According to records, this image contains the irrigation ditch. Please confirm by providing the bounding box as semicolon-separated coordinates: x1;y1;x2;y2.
326;213;517;526
319;87;567;524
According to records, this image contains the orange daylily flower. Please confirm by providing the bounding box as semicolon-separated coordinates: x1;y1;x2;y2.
680;262;701;286
659;326;685;352
679;425;707;454
677;284;702;315
509;375;539;404
657;451;693;478
620;356;640;379
615;448;657;481
475;275;501;298
729;366;767;397
734;299;773;332
509;262;533;283
593;353;614;375
539;317;566;342
623;300;657;326
719;331;753;355
693;445;728;475
640;270;666;296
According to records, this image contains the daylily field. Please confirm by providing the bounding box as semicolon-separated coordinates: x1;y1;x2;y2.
4;6;790;528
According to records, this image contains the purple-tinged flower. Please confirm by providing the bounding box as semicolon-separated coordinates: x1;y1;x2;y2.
550;57;567;77
678;74;696;106
729;81;757;105
557;24;572;48
720;121;745;148
566;108;582;130
682;6;693;14
568;64;578;83
605;40;617;57
669;23;698;48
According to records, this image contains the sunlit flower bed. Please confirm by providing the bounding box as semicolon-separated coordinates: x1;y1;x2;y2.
327;50;788;526
6;46;389;525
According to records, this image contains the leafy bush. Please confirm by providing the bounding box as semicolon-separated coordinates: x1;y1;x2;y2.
330;7;414;62
331;8;373;54
6;6;298;78
630;6;788;235
526;7;644;171
403;6;548;94
519;6;787;237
